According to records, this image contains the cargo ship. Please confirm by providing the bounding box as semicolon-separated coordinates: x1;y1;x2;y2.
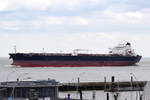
9;42;142;67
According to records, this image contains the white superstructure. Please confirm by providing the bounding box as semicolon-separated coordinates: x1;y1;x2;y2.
109;42;136;56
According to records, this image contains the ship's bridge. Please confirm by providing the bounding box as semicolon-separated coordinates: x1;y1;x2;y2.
109;42;136;56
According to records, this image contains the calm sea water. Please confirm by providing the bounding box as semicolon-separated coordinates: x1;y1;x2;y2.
0;57;150;100
0;57;150;83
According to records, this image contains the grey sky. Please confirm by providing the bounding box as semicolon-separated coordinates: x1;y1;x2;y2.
0;0;150;57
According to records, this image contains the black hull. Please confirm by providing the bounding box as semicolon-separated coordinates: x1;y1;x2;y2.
9;53;142;67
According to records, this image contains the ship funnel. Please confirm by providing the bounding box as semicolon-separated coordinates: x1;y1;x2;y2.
126;42;131;46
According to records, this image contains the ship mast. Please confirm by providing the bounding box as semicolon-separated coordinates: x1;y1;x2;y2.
14;45;17;53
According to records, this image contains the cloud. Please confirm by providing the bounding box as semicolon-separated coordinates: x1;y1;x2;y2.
0;7;150;33
125;12;143;19
101;8;150;25
43;16;64;25
0;0;149;14
0;0;52;11
71;16;89;25
0;0;106;11
0;0;9;11
0;20;20;31
24;0;53;10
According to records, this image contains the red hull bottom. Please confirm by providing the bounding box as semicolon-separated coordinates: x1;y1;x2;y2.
11;61;137;67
